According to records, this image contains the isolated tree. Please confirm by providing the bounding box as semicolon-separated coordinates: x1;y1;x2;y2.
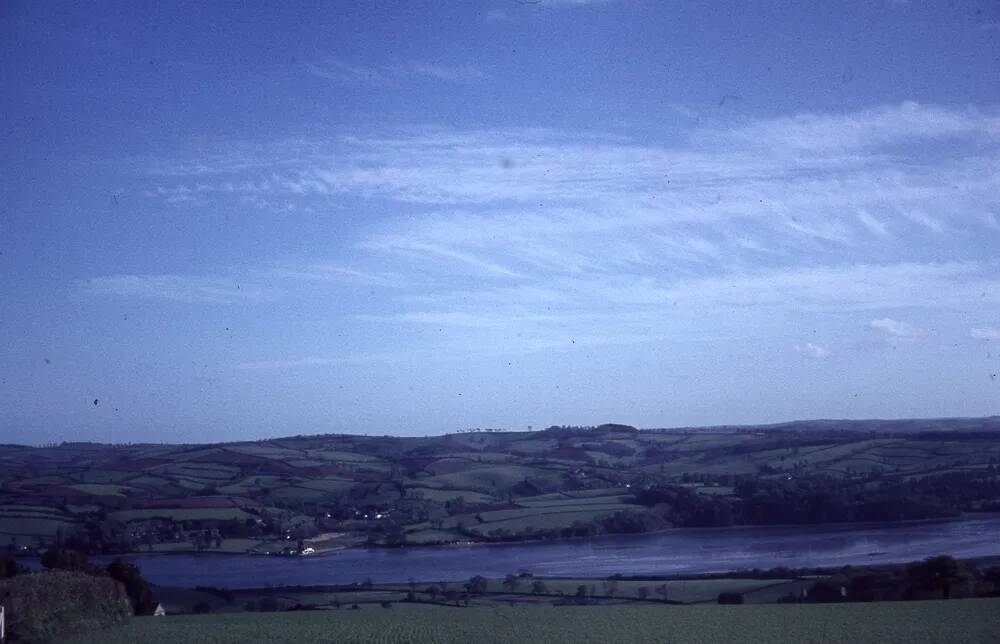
637;586;649;600
465;575;488;595
0;555;25;578
445;496;466;515
531;580;548;595
909;555;967;599
384;523;407;546
655;583;670;602
40;546;91;572
502;574;520;592
107;559;156;615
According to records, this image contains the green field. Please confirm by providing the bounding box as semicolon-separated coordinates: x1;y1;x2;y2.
109;508;254;522
0;505;77;543
5;419;1000;553
66;599;1000;644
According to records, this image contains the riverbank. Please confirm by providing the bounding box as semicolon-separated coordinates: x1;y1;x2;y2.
151;551;1000;613
427;512;993;551
59;515;1000;589
16;512;996;563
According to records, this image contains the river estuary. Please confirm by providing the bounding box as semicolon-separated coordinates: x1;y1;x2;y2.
103;516;1000;588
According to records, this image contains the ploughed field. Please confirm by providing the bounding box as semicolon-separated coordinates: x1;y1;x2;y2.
4;417;1000;553
65;598;1000;644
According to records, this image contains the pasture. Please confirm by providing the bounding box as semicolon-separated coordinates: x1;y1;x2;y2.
4;419;1000;554
65;598;1000;644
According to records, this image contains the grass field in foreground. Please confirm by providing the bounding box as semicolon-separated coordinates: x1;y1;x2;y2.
66;598;1000;644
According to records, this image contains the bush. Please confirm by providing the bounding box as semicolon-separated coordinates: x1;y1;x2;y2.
39;547;94;573
0;571;131;643
106;559;156;615
257;596;279;612
0;555;26;579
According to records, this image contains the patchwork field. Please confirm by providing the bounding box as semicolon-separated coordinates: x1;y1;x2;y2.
3;418;1000;553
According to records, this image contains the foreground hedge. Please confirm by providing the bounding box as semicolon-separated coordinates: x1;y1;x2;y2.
0;571;131;642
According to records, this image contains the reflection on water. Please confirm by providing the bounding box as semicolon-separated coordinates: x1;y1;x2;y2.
110;516;1000;588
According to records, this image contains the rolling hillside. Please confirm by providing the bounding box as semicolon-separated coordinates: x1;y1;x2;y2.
3;417;1000;554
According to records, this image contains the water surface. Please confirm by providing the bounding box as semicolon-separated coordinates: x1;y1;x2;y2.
113;516;1000;588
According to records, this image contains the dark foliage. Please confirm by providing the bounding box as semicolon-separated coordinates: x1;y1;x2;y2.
636;474;962;528
792;556;980;603
0;571;131;643
0;555;26;579
36;548;155;617
106;559;157;615
40;546;95;573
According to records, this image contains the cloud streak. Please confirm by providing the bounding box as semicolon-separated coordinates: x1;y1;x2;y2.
98;102;1000;363
306;57;487;86
971;327;1000;340
796;343;831;359
80;274;266;304
870;317;920;338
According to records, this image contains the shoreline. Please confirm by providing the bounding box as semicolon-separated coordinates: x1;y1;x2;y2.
425;511;989;551
18;511;997;562
158;551;1000;596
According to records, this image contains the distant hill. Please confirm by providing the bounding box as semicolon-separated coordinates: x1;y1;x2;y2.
658;416;1000;434
3;415;1000;556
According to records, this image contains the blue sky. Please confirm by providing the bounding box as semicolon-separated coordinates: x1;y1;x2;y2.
2;0;1000;444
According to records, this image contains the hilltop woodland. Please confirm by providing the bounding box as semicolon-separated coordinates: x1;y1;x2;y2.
3;417;1000;556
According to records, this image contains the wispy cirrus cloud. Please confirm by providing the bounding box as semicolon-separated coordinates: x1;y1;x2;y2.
870;317;920;337
107;102;1000;362
234;351;415;370
78;263;409;304
971;327;1000;340
535;0;620;5
709;101;1000;153
143;105;1000;243
272;264;408;289
79;274;268;304
486;0;617;9
305;57;486;85
484;9;515;23
796;343;831;359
